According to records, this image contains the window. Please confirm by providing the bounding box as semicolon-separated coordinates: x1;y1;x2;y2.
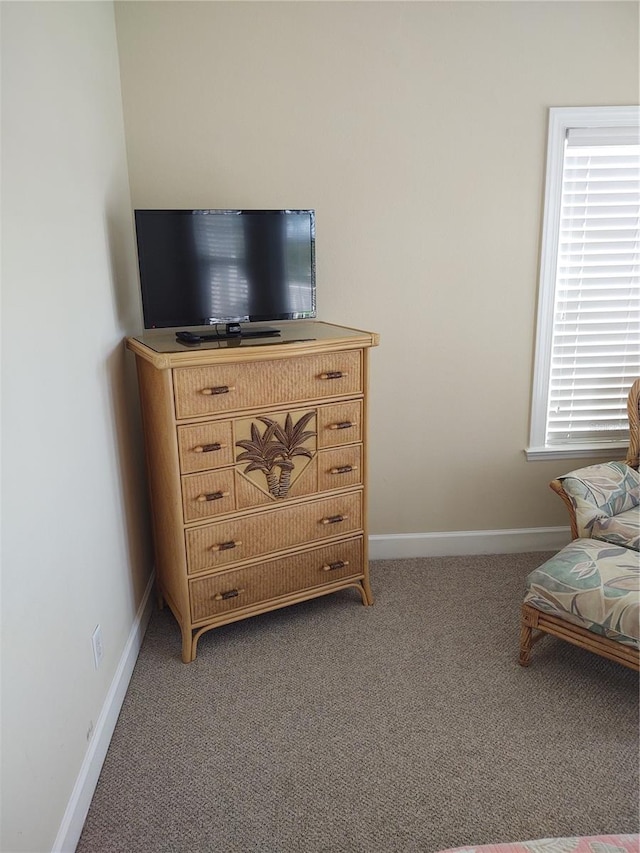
528;106;640;461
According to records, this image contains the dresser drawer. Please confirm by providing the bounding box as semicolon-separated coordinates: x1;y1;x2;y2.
173;350;362;419
181;469;236;523
189;537;364;622
185;491;363;574
177;421;234;473
317;445;362;492
317;401;363;447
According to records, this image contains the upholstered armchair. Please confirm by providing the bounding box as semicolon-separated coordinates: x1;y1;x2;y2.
549;379;640;551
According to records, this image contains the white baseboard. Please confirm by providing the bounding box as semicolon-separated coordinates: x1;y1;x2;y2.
52;572;155;853
368;526;571;560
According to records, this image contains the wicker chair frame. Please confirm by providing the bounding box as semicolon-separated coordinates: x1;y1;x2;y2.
627;377;640;471
519;603;640;671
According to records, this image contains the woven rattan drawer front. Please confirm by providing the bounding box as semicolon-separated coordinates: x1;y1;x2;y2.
181;469;236;523
317;401;362;447
185;490;363;574
177;422;234;474
189;537;364;622
173;350;362;419
317;445;362;492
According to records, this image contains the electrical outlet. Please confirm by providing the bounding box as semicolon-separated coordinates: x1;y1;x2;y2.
91;625;104;669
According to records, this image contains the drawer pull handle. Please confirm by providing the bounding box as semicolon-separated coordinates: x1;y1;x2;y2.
193;443;225;453
214;587;245;601
211;540;242;552
319;371;346;380
322;560;350;572
321;514;347;525
196;491;230;503
330;465;357;475
201;385;236;396
329;421;354;431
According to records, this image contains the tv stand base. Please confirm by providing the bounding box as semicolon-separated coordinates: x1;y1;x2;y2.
176;325;281;345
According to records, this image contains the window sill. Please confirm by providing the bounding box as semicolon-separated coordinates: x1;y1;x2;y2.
525;443;628;462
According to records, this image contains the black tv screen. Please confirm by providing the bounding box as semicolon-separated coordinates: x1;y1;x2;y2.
134;209;316;329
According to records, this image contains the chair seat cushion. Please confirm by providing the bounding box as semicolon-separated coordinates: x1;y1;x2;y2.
592;506;640;551
524;538;640;648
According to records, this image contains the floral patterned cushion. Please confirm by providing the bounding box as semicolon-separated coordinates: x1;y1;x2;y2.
524;539;640;648
560;462;639;546
593;507;640;551
436;835;640;853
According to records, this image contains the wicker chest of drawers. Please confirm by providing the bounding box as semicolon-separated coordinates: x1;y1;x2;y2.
126;321;379;661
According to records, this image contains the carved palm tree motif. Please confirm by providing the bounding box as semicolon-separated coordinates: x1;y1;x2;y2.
236;411;316;499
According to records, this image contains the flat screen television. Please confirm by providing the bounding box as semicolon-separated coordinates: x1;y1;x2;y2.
134;209;316;341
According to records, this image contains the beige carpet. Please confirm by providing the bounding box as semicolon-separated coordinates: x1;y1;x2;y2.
77;553;639;853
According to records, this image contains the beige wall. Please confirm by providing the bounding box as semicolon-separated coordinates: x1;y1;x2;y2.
115;0;638;535
1;3;152;850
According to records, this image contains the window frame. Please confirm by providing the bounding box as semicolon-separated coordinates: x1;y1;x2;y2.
527;105;640;462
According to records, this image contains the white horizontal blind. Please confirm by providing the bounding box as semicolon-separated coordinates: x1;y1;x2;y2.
545;127;640;446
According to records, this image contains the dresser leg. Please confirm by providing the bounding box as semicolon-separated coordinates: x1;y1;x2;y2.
361;577;374;605
181;630;195;663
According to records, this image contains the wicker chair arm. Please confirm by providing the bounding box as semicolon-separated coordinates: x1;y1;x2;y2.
549;479;580;540
626;378;640;470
